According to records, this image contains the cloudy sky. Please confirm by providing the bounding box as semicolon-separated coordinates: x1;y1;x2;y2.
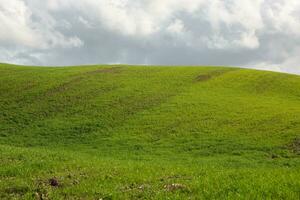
0;0;300;74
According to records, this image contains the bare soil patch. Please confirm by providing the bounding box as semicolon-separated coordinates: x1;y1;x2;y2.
288;138;300;154
195;69;236;82
84;67;122;75
45;67;122;95
164;183;189;192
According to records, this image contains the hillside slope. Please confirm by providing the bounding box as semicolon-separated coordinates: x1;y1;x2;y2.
0;64;299;199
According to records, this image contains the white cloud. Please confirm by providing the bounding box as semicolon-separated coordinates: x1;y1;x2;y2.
0;0;39;47
0;0;299;74
78;16;94;29
0;0;83;49
167;19;185;34
235;31;260;49
263;0;300;36
279;47;300;74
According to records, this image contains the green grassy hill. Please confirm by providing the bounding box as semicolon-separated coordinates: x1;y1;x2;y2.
0;63;299;199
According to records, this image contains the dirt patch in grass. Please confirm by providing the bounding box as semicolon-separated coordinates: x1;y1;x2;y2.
36;177;63;189
164;183;189;192
34;191;49;200
288;138;300;155
46;77;83;95
4;186;30;196
22;81;37;91
84;67;122;75
195;74;212;82
195;69;236;82
33;177;63;199
120;183;151;192
45;67;122;95
49;178;59;187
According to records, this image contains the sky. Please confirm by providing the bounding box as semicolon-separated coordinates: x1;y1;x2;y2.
0;0;300;74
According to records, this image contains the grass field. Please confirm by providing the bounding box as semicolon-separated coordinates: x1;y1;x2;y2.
0;63;299;199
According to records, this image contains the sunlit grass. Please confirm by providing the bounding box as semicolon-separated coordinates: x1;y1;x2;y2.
0;63;299;199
